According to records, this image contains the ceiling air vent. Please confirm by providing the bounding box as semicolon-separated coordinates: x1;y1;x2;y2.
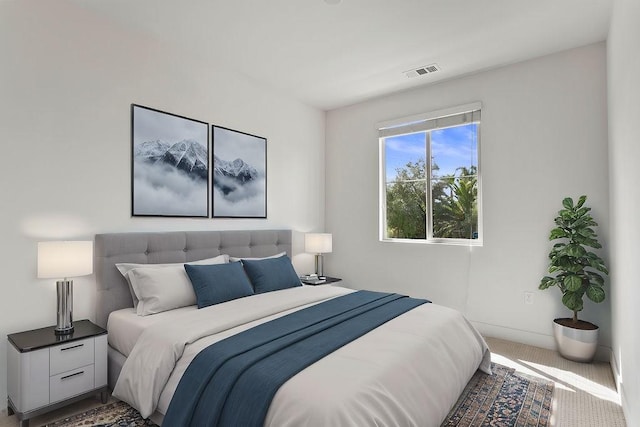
405;64;440;78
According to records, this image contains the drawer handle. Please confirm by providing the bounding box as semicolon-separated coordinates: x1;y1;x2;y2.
61;344;84;351
61;371;84;381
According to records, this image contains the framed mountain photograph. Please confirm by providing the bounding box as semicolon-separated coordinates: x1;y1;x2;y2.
212;125;267;218
131;104;209;217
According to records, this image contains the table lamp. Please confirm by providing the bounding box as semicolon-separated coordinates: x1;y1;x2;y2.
305;233;332;277
37;241;93;335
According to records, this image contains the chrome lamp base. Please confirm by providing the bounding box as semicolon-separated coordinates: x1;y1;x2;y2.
55;279;74;335
314;254;325;278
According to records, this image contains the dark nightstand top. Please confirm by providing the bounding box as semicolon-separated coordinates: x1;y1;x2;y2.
8;320;107;353
301;276;342;285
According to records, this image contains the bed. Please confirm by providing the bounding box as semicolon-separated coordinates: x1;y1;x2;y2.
95;230;491;426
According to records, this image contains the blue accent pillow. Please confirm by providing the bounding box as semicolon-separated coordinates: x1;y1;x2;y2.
242;256;302;294
185;262;254;308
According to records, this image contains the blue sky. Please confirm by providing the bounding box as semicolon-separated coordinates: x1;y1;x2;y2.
384;123;478;182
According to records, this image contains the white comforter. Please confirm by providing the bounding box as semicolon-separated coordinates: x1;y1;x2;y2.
113;285;491;426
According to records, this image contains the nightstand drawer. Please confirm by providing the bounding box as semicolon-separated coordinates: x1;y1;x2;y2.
50;338;94;375
50;364;95;403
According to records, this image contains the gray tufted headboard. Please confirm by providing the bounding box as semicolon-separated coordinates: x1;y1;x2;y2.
94;230;292;328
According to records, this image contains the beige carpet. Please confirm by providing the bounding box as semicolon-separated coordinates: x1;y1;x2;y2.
486;337;626;427
0;336;626;427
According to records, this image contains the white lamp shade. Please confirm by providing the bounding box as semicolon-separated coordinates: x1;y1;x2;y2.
37;241;93;279
305;233;332;254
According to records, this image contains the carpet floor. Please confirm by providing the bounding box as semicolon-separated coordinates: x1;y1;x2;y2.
43;362;552;427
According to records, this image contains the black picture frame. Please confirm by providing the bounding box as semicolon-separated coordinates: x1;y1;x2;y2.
212;125;267;218
131;104;209;217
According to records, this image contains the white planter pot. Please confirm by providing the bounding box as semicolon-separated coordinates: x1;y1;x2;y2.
553;319;599;363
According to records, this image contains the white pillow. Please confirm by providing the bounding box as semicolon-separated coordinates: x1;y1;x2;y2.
116;254;229;310
228;252;286;263
125;266;196;316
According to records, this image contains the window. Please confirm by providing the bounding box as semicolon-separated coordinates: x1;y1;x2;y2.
379;103;481;244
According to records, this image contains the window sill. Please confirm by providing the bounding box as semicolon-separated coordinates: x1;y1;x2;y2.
379;237;483;247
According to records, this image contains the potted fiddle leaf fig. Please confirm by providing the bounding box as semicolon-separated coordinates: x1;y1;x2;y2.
539;195;608;362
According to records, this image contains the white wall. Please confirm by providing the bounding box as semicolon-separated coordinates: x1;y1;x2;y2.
608;0;640;424
326;44;610;354
0;2;325;409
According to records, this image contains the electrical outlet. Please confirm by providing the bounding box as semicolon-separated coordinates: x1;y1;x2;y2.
524;291;534;305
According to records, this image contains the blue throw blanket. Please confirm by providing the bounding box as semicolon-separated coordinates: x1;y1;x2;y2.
163;290;429;427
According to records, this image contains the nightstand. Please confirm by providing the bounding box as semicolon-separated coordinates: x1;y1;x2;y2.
6;320;108;427
300;276;342;286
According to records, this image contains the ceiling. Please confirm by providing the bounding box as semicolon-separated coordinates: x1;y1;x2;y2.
75;0;612;111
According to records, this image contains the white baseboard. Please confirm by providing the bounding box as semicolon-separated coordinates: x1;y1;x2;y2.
610;350;622;393
609;352;632;423
471;320;611;362
620;385;631;426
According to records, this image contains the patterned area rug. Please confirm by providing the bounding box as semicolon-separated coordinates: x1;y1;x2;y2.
46;363;553;427
45;401;157;427
442;362;554;427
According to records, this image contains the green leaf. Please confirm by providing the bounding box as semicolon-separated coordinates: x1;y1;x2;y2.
554;217;565;227
571;217;586;229
585;271;605;285
562;292;584;312
576;237;601;249
539;276;557;290
572;236;600;249
578;219;597;228
548;265;561;273
586;251;602;261
560;211;573;221
549;228;568;240
565;264;583;274
562;197;574;210
586;285;605;303
565;244;587;258
564;275;583;291
576;195;587;208
585;254;609;274
557;256;574;269
588;258;604;271
576;207;590;218
578;227;596;238
589;240;602;249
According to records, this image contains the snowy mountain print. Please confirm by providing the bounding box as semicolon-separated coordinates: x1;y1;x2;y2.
212;126;266;218
136;139;208;181
213;154;259;195
131;105;209;217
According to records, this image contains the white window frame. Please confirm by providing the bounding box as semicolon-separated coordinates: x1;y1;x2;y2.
378;102;483;246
